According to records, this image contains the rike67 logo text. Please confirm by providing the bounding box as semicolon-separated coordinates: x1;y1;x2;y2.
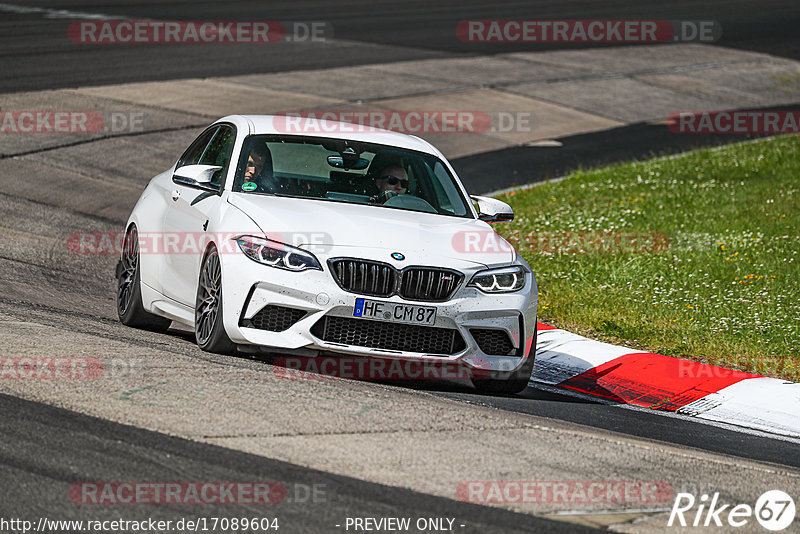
669;490;795;531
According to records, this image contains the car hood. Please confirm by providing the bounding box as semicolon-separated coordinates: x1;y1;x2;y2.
227;193;515;268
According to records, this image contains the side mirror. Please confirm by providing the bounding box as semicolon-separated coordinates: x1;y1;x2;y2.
173;164;222;193
471;195;514;223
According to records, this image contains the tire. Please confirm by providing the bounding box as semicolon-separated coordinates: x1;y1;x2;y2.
195;246;236;353
116;226;172;332
473;324;537;395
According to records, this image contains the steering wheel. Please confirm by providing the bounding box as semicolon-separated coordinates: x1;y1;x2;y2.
383;193;437;213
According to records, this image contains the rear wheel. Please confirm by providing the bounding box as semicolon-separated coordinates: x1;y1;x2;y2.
473;324;537;395
195;246;236;353
116;226;171;331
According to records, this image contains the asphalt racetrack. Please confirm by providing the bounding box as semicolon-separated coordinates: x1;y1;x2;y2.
2;0;799;92
1;2;799;532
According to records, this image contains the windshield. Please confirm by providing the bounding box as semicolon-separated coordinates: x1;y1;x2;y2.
232;135;472;217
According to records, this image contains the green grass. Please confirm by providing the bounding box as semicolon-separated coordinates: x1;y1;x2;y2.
495;135;800;381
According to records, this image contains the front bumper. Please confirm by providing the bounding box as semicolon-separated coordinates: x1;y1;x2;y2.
220;249;537;373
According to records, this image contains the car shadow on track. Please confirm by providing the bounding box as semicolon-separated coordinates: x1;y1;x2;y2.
165;325;603;404
253;348;598;404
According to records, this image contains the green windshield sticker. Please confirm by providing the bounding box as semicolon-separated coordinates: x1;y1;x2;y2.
242;182;257;192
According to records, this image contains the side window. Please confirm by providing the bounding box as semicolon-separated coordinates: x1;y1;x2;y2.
177;127;218;169
199;126;236;185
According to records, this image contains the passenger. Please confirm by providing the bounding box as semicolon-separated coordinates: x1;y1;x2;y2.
244;143;271;182
242;142;286;194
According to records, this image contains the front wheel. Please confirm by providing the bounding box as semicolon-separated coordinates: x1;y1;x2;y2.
195;246;235;353
473;324;537;395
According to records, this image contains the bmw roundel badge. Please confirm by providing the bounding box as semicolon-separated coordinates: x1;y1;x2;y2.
391;252;405;261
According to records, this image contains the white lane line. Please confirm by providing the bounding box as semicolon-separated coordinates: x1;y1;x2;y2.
0;3;122;20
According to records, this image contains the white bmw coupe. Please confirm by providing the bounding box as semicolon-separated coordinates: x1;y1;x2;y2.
117;115;537;393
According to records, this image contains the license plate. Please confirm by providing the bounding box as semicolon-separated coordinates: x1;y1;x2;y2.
353;298;436;326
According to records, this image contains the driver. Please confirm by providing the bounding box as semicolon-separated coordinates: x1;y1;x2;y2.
372;165;408;203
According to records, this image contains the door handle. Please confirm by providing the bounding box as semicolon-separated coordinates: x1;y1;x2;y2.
171;190;180;201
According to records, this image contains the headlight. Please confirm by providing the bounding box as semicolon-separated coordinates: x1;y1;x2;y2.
235;235;322;271
469;265;526;293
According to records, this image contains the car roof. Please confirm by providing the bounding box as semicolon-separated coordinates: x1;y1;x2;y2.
216;114;440;155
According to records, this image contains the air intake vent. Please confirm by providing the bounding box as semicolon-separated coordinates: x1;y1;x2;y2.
470;328;516;356
241;305;306;332
311;316;466;355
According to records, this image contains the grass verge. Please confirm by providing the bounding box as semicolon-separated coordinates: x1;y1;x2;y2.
496;135;800;381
